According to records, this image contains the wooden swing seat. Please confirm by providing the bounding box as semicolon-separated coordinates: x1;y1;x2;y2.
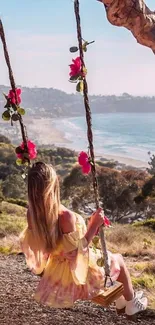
92;281;124;307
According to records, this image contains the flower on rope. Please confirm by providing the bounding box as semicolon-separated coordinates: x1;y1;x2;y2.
2;89;25;122
93;215;111;237
8;88;21;105
78;151;91;174
69;56;87;82
16;140;37;164
103;216;111;227
69;57;82;78
82;162;91;174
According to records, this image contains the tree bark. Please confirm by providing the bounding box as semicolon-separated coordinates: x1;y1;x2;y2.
98;0;155;53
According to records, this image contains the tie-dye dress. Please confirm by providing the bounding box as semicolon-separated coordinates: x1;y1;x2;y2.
20;213;121;308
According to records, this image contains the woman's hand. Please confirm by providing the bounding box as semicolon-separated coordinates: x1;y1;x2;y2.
89;208;105;229
85;208;104;245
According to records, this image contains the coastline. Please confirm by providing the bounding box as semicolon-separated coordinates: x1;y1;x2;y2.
25;117;71;145
25;117;149;169
98;154;148;169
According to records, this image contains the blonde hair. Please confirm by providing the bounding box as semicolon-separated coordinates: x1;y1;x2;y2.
28;162;61;252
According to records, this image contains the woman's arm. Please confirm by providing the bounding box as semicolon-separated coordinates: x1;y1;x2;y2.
59;208;104;246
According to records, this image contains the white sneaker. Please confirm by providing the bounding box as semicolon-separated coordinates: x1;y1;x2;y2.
125;295;147;319
116;291;144;314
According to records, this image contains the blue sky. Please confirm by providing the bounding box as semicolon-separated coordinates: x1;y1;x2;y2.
0;0;155;95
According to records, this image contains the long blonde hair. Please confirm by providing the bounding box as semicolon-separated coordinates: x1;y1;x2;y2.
28;162;61;252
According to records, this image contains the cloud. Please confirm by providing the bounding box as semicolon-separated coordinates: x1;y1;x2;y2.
0;29;155;95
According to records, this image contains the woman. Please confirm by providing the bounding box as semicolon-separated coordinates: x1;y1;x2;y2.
20;162;147;318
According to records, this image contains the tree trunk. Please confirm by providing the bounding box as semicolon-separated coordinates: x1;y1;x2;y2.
98;0;155;53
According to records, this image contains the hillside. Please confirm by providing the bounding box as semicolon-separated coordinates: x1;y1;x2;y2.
1;85;155;119
1;136;155;222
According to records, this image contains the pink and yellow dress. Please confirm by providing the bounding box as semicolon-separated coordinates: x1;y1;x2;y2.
20;213;120;308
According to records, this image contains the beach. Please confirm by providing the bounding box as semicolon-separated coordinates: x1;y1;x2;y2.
24;117;71;145
98;154;148;168
0;115;151;169
27;118;149;169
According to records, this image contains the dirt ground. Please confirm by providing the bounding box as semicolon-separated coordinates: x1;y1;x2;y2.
0;254;155;325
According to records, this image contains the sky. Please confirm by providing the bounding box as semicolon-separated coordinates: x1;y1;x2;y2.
0;0;155;96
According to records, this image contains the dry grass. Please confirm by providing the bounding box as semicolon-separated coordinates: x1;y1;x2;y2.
0;213;26;236
132;273;155;289
134;261;155;274
0;201;26;253
0;235;21;254
1;201;26;218
106;223;155;258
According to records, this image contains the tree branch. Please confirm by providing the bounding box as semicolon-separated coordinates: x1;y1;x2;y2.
98;0;155;53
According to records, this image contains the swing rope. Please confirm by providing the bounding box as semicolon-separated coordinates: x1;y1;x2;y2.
0;19;29;162
74;0;111;282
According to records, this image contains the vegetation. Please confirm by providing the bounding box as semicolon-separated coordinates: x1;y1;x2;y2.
1;134;155;225
106;223;155;257
134;218;155;231
0;137;77;200
62;165;154;221
0;201;26;254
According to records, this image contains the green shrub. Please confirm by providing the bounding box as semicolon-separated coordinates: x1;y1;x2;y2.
6;198;28;208
134;219;155;231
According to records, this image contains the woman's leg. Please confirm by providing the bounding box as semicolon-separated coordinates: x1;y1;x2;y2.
114;254;147;316
115;254;134;301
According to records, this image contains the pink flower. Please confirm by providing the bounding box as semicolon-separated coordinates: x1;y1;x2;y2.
78;151;89;165
82;162;91;174
8;88;21;105
16;140;37;160
78;151;91;174
103;216;111;227
69;57;82;77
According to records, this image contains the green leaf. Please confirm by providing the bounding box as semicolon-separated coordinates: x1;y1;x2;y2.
92;236;100;246
97;257;104;267
17;107;25;115
11;114;19;121
2;110;10;121
69;46;78;53
23;161;29;167
4;103;11;109
23;152;30;160
82;45;87;52
92;246;97;254
12;113;19;121
3;93;8;100
15;146;23;154
16;159;23;166
12;104;17;111
76;81;84;93
69;74;80;82
82;42;88;52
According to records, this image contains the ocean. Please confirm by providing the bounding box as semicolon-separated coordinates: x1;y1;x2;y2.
54;113;155;163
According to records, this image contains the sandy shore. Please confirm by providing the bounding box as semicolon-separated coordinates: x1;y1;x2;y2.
24;117;149;169
98;154;148;168
25;118;70;145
